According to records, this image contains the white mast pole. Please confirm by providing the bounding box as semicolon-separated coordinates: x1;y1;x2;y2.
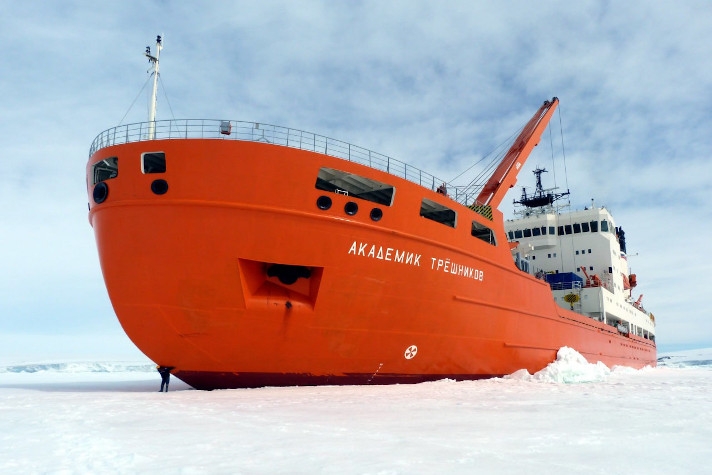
145;35;162;140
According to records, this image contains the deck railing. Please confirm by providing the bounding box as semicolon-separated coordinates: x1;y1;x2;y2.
89;119;478;205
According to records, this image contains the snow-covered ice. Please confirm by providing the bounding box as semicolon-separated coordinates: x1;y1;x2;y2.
1;348;711;474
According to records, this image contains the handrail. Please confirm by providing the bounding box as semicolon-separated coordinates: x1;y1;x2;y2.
89;119;479;206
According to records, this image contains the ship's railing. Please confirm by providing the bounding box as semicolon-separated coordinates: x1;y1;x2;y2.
89;119;477;205
548;280;583;291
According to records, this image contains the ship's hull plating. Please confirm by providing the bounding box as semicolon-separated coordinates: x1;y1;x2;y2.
88;139;656;389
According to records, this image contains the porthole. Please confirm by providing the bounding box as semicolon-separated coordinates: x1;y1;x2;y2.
93;182;109;204
344;201;358;216
316;195;332;210
370;208;383;221
151;179;169;195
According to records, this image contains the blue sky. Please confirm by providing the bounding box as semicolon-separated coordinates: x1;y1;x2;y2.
1;0;710;359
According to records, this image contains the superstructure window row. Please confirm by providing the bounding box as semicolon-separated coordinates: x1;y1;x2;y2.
509;226;556;240
507;219;611;240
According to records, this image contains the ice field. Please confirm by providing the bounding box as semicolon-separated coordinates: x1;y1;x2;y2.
1;348;710;474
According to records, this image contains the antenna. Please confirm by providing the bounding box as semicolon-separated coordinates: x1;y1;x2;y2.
144;35;162;139
514;167;570;209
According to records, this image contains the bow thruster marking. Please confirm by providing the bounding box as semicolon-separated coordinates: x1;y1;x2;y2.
404;345;418;360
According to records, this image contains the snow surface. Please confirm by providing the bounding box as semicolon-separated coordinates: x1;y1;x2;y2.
1;348;711;474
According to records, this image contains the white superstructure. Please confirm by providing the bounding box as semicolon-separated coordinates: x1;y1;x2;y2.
505;180;655;342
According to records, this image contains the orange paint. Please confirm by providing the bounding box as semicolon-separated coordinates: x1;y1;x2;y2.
86;103;655;389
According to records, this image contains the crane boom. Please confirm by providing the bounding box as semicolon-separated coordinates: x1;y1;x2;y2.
476;97;559;208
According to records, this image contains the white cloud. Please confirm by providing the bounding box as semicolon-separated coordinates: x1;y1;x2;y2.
1;0;710;352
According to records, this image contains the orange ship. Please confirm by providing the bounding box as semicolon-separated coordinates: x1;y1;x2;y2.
86;38;656;389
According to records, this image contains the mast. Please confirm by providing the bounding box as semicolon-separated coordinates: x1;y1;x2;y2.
514;167;570;209
144;35;162;140
475;97;559;209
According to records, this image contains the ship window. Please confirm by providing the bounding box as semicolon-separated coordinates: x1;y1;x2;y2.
601;220;609;232
590;221;598;232
541;226;548;235
558;226;564;236
573;223;581;233
471;221;496;245
523;229;532;238
514;230;523;239
588;249;592;253
316;167;394;206
420;198;456;227
92;157;118;184
565;225;572;235
532;227;541;236
576;250;580;255
142;152;166;174
549;226;555;235
508;231;514;240
582;222;590;232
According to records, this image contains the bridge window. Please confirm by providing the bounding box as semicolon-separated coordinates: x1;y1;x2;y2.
573;223;581;233
472;221;496;245
508;231;514;240
582;222;590;232
601;220;609;232
532;227;541;236
315;167;394;206
523;228;532;237
590;220;598;232
514;230;523;239
564;225;572;235
549;226;555;235
142;152;166;174
92;157;118;184
420;198;456;227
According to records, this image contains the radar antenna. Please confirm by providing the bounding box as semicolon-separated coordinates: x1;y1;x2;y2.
514;167;569;208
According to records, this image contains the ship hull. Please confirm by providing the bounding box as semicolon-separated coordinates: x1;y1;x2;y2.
88;138;655;389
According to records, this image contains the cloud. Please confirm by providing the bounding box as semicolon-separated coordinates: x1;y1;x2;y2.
1;0;710;353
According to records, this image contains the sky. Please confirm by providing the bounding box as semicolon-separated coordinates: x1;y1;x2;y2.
1;348;711;472
1;0;711;359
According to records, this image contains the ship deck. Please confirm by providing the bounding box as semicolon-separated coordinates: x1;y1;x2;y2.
90;119;480;205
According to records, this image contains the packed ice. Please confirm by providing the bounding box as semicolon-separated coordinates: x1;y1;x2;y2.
1;348;710;474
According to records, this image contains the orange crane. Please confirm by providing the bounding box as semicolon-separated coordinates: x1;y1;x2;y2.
580;266;602;288
476;97;559;209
